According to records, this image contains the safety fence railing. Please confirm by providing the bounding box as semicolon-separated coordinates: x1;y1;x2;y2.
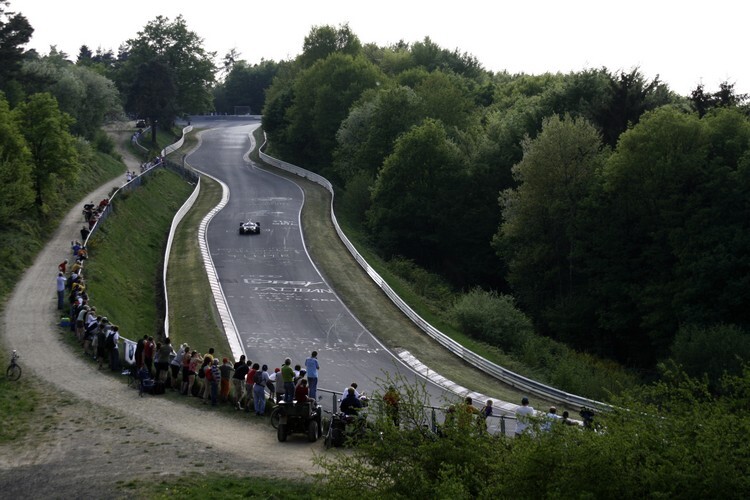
316;387;517;436
258;136;610;414
78;125;199;363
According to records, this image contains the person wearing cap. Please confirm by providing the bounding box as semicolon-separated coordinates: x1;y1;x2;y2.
515;397;535;436
219;357;233;403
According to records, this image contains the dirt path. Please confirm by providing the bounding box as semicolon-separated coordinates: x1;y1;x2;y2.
0;124;320;498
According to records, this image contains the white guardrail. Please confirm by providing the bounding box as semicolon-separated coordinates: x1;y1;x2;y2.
258;134;610;412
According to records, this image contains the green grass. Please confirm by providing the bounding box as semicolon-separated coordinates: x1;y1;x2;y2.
166;174;229;353
83;169;194;340
119;473;317;499
0;376;38;443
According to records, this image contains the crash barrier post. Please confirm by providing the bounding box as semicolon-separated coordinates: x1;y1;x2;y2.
258;135;610;414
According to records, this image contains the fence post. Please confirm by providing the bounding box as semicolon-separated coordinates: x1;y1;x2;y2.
431;408;437;433
500;415;506;436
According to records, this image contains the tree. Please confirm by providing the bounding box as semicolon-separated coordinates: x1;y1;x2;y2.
0;0;33;89
213;59;280;115
127;57;177;143
120;15;215;120
284;53;384;169
495;115;608;347
13;92;78;212
0;92;33;225
298;23;361;69
367;118;468;269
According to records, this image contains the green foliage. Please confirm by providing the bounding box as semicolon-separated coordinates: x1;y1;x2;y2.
119;473;314;499
213;59;280;115
0;92;33;226
0;1;33;90
20;54;123;138
0;376;38;443
13;92;78;212
318;369;750;497
387;257;453;308
368;118;467;268
670;324;750;391
450;288;533;352
120;15;215;117
298;23;361;69
284;53;385;169
127;57;178;136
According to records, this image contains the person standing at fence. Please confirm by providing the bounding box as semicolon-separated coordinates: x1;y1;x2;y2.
253;365;269;415
219;357;233;403
515;397;535;436
232;356;248;408
281;358;295;403
143;336;155;375
305;350;320;400
56;272;66;310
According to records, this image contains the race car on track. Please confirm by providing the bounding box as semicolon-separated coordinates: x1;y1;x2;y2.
239;220;261;235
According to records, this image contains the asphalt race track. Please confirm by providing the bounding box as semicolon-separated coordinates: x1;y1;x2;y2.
186;118;449;405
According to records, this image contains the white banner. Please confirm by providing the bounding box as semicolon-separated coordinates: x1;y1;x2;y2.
123;339;137;366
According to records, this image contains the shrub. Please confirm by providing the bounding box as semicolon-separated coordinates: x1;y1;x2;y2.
449;288;533;352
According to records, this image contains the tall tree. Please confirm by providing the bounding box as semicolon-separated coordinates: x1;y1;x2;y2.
495;114;607;341
127;57;177;142
368;118;468;269
120;15;215;121
0;0;33;90
13;93;78;212
298;23;361;69
0;92;34;225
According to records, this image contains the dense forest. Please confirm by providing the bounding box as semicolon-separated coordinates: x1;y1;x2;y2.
258;24;750;384
3;0;750;392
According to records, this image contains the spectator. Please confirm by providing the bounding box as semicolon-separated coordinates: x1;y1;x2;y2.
541;406;562;432
253;364;269;416
58;259;69;274
219;357;233;403
155;338;175;383
305;351;320;399
134;335;147;370
80;225;90;242
186;351;201;396
209;359;221;407
74;304;88;341
170;343;187;390
273;368;285;403
95;317;108;369
481;399;494;418
515;397;535;436
383;386;401;427
295;378;312;403
340;387;363;416
232;356;249;409
71;240;81;258
107;324;120;372
281;358;295;403
56;272;66;310
245;362;258;413
143;336;155;375
200;356;212;404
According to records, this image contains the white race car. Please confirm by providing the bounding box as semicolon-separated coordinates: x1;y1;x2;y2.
239;220;261;235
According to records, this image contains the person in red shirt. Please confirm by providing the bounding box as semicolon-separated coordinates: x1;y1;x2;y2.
143;336;155;375
244;363;258;413
58;259;68;274
295;378;313;403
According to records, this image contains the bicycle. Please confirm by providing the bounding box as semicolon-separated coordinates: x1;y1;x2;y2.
6;350;21;381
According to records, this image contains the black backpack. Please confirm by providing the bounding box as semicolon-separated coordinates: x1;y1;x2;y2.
105;332;116;350
253;370;264;386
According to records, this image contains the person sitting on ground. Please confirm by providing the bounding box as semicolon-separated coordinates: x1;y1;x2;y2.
340;386;363;417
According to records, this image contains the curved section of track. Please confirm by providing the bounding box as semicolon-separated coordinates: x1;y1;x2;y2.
186;120;446;401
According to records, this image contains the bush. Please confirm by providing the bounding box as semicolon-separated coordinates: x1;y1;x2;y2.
388;257;454;308
449;288;533;352
670;323;750;392
92;129;116;154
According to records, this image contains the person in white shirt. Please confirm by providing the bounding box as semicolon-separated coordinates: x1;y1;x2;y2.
515;397;535;436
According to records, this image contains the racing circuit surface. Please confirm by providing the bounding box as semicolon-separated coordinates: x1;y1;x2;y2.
185;118;449;403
